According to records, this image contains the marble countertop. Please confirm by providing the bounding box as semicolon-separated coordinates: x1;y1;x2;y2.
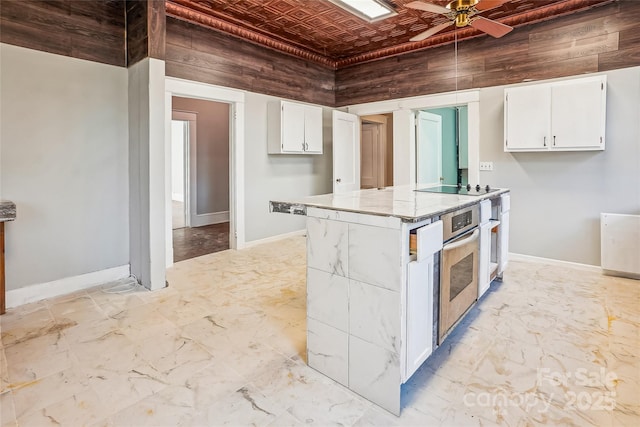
271;185;509;223
0;200;16;222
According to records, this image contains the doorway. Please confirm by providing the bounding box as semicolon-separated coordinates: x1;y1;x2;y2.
345;90;480;187
416;106;468;187
171;112;194;230
171;120;186;229
360;114;394;189
416;111;442;186
170;97;231;263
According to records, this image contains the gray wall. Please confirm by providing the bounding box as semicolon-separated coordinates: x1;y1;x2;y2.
244;92;333;242
479;66;640;266
0;43;129;290
172;97;230;215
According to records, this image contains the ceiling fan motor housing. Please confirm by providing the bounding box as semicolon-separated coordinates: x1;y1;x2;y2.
446;0;480;27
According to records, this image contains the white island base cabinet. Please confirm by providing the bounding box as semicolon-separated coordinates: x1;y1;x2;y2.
271;186;510;415
305;207;440;415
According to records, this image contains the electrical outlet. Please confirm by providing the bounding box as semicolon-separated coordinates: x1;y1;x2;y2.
480;161;494;171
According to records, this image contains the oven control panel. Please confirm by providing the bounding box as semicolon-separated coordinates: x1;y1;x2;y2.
452;210;473;233
442;205;478;242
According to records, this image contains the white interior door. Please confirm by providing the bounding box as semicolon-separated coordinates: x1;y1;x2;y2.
333;110;360;193
416;111;442;186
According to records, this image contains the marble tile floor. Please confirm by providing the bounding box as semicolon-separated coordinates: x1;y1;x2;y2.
1;235;638;426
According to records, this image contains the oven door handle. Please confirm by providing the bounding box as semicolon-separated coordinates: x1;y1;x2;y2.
443;229;479;251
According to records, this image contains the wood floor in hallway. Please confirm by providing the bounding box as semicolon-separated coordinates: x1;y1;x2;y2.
172;222;229;263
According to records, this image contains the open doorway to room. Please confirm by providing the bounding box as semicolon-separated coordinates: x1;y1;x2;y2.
171;112;193;230
360;113;394;189
416;106;468;187
171;97;231;263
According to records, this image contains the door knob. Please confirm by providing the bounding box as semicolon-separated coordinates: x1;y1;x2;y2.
336;178;342;183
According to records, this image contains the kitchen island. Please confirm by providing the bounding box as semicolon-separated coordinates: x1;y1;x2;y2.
270;185;510;415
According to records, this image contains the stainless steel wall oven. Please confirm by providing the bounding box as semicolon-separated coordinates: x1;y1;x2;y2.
439;205;479;342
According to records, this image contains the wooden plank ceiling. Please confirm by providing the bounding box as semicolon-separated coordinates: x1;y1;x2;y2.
166;0;614;69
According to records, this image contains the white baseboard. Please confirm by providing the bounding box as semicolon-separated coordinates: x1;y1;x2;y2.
191;211;229;227
508;252;600;273
243;229;306;249
6;264;131;308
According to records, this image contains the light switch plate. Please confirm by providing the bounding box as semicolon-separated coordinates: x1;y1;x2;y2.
480;161;494;171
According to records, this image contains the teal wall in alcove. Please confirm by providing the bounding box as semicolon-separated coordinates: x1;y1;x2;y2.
425;106;468;185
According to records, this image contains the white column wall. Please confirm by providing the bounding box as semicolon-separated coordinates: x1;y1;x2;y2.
129;58;166;290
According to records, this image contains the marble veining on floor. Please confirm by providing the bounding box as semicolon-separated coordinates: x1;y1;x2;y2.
0;236;638;426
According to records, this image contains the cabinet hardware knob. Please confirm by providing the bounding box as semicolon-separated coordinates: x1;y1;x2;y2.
336;178;342;183
543;136;546;146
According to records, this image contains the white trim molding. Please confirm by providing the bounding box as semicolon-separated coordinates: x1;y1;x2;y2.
508;252;601;273
191;211;230;227
6;265;131;308
165;77;246;269
243;229;306;248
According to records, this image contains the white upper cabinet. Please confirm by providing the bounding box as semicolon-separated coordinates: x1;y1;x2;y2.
268;100;323;154
550;78;606;149
504;84;551;151
303;104;323;153
504;75;606;152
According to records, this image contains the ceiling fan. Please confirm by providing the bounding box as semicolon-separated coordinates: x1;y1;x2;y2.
406;0;513;41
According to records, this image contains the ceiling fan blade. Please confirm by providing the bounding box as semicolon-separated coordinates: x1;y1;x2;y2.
405;1;450;15
470;16;513;38
410;21;453;41
474;0;510;12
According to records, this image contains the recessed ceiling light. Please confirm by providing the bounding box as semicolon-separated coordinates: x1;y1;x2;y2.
328;0;397;22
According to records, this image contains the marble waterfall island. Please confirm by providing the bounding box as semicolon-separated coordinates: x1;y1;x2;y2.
270;185;511;415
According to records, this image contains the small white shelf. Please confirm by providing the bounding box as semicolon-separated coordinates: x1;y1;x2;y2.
489;262;499;280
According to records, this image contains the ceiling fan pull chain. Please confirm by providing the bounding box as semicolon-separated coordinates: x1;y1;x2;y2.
455;27;458;97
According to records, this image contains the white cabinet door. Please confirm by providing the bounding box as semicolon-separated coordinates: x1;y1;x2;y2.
405;220;441;381
504;85;551;151
551;77;606;150
498;211;509;276
406;258;434;380
478;222;491;298
304;105;323;153
282;101;306;153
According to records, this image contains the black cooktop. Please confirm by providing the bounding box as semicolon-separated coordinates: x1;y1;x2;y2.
416;184;499;196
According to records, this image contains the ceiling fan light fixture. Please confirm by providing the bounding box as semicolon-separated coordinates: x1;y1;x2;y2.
328;0;397;22
407;0;513;41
